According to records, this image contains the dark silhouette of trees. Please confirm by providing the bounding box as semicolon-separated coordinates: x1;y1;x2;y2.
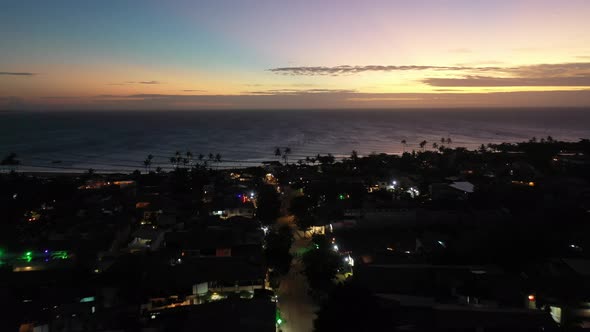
317;154;335;165
256;184;281;225
314;284;398;332
290;195;318;234
1;153;21;172
264;224;294;275
283;147;291;164
302;234;340;294
419;140;427;150
143;154;153;173
349;150;359;166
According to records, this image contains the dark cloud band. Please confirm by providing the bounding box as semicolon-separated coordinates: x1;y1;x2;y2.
268;65;500;76
0;72;36;76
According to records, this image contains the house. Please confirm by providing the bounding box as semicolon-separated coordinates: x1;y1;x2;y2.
356;262;556;330
147;298;276;332
429;181;474;201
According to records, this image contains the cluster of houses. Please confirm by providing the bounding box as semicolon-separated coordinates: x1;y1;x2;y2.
2;171;277;332
277;147;590;330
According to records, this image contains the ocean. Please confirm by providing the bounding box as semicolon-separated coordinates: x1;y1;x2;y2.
1;108;589;173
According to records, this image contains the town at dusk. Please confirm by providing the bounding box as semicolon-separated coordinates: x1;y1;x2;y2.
1;1;590;331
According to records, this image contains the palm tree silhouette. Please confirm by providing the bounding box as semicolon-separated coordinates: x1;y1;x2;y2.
419;140;427;151
143;154;153;173
173;151;182;168
186;151;193;166
401;139;407;153
283;147;292;164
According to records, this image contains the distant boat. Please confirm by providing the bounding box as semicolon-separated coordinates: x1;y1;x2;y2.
51;160;62;164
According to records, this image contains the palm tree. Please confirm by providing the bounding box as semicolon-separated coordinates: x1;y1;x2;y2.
446;137;452;145
401;139;407;153
419;140;427;151
283;147;292;165
215;153;222;163
186;151;193;166
274;147;282;160
172;151;182;168
432;142;438;150
143;154;153;173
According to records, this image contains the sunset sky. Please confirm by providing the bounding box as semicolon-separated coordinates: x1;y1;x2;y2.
2;0;590;110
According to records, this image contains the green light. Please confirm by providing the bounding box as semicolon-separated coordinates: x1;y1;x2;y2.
276;309;283;325
314;244;319;249
52;251;69;259
338;194;345;200
22;251;32;262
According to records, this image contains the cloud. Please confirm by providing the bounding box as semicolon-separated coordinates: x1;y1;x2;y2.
268;65;501;76
424;76;590;87
246;88;356;95
107;80;162;85
0;71;36;76
423;62;590;87
40;96;83;99
269;62;590;87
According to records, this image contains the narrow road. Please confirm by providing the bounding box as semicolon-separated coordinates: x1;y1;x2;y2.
277;233;317;332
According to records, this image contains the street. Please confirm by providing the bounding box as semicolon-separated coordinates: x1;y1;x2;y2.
277;234;317;332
